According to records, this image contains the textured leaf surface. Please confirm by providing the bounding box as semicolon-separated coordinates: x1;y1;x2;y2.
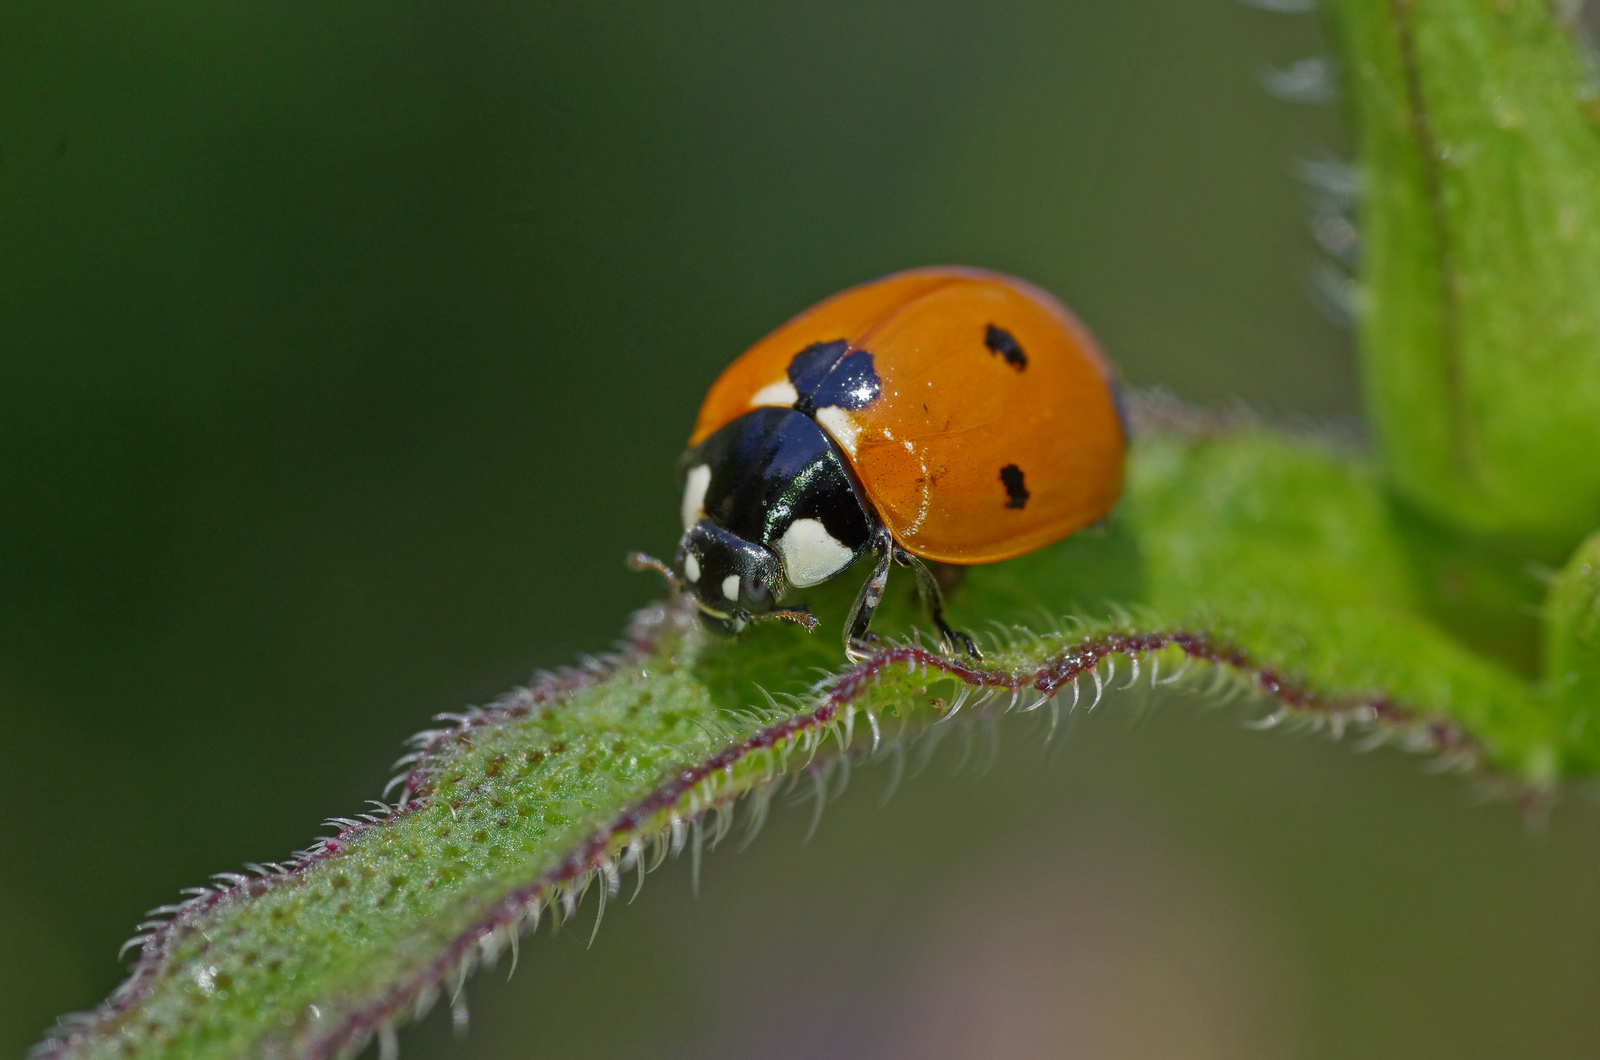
37;426;1573;1060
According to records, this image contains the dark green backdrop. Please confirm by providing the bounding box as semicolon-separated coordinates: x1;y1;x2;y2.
5;3;1599;1058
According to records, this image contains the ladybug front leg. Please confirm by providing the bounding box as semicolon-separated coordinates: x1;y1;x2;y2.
896;549;982;660
843;530;895;662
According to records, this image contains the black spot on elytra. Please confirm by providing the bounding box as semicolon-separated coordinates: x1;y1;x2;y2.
1000;464;1029;509
984;324;1027;370
788;339;881;414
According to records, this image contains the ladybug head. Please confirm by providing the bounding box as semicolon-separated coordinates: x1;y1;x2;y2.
676;520;783;635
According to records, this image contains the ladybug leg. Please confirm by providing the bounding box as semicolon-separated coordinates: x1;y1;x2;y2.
843;532;895;662
749;605;821;631
895;548;982;660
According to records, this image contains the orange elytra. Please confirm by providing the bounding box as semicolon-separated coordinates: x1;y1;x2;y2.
634;266;1126;659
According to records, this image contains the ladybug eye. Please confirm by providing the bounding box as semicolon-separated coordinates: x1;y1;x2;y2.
741;576;772;607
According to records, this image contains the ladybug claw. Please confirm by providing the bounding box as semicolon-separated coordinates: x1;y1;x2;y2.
944;629;983;661
844;631;884;664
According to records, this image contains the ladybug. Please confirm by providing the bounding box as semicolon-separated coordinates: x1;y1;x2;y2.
632;266;1126;660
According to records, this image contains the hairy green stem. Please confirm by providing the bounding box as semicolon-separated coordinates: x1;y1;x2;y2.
35;424;1578;1060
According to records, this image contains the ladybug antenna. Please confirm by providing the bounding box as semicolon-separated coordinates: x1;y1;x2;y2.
626;551;684;592
750;606;820;632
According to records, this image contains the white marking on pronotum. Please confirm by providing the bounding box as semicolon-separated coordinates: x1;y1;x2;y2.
681;464;711;530
683;552;701;583
814;406;861;456
721;574;740;602
749;378;799;408
776;518;855;587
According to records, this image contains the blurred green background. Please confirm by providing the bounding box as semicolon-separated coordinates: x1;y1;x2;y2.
5;1;1600;1057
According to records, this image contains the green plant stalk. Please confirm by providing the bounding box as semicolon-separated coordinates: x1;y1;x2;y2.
1544;528;1600;772
1327;0;1600;553
35;427;1575;1060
